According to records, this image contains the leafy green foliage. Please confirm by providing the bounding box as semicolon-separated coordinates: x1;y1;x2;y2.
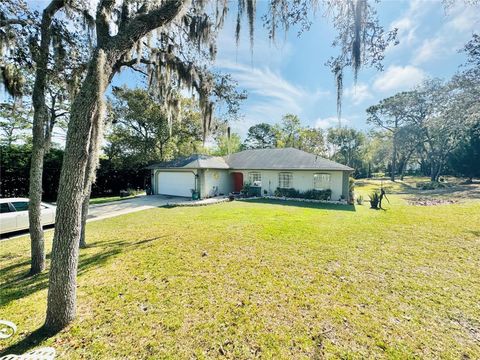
107;87;205;167
327;127;366;174
369;191;379;209
274;187;332;200
0;144;63;201
356;194;364;205
243;123;278;149
447;122;480;180
211;132;243;156
0;102;31;145
274;187;300;198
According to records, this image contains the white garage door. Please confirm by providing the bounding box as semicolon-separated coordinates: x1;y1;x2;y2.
157;171;195;197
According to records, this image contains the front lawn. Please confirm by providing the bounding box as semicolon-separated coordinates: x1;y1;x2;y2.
1;183;479;358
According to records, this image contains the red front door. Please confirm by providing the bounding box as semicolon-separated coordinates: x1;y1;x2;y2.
232;172;244;192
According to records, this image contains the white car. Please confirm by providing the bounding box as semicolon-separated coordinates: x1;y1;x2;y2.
0;198;56;235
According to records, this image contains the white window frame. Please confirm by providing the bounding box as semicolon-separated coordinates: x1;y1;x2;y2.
313;173;331;190
278;172;293;189
248;171;261;185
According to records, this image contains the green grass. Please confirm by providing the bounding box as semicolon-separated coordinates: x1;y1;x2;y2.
1;179;480;359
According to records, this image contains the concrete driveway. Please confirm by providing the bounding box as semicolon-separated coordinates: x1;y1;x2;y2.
87;195;185;222
0;195;185;240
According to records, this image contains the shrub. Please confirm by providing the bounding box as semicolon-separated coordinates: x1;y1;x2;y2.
369;191;380;209
274;187;300;198
303;189;332;200
356;195;364;205
241;183;251;195
416;181;450;190
274;188;331;200
349;178;355;204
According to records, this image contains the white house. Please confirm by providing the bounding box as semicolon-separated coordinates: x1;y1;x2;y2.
148;148;354;201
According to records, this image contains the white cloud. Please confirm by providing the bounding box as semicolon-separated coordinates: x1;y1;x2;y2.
315;116;349;129
412;37;445;65
390;16;417;47
216;59;330;137
411;4;479;65
446;5;480;32
217;60;305;112
373;65;426;93
388;0;436;51
344;83;373;105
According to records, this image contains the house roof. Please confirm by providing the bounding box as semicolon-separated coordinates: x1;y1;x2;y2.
147;148;354;171
146;154;229;170
225;148;354;171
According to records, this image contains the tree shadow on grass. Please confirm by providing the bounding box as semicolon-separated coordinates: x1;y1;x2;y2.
0;235;165;355
242;198;356;211
0;236;165;308
0;327;56;357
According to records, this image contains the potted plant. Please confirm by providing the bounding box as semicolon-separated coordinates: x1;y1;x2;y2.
191;189;200;200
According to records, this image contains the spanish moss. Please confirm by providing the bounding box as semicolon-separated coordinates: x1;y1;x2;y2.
247;0;256;52
352;0;366;83
235;0;245;47
334;64;343;126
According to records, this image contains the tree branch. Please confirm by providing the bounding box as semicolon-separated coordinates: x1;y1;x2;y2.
0;18;29;28
96;0;116;47
107;0;185;55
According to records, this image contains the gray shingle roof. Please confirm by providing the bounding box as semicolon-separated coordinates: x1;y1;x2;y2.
225;148;354;171
146;154;229;169
147;148;353;171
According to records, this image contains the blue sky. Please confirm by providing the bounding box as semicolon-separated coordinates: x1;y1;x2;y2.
9;1;479;143
209;0;479;137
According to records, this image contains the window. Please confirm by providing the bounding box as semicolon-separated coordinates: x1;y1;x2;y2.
278;172;293;188
0;203;12;213
248;172;261;186
11;201;29;212
314;173;331;190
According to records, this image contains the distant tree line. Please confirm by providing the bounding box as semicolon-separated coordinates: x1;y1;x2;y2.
2;34;479;205
216;34;479;182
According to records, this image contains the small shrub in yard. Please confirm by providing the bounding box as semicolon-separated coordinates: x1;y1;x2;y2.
417;181;450;190
349;178;355;204
356;195;364;205
303;189;332;200
274;188;331;200
274;187;300;198
369;191;380;209
241;183;251;196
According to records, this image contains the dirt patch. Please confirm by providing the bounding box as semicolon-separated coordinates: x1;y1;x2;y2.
407;197;459;206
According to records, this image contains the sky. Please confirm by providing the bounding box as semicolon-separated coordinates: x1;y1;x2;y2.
206;0;479;138
5;1;479;143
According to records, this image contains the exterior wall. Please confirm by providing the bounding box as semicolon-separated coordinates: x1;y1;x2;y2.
233;169;346;201
199;169;231;198
151;168;351;201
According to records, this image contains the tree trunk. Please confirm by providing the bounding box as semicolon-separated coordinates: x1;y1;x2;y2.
44;50;111;333
80;109;105;249
43;0;185;333
79;186;91;249
400;163;406;181
28;141;47;275
28;0;65;276
430;162;442;182
391;132;397;182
